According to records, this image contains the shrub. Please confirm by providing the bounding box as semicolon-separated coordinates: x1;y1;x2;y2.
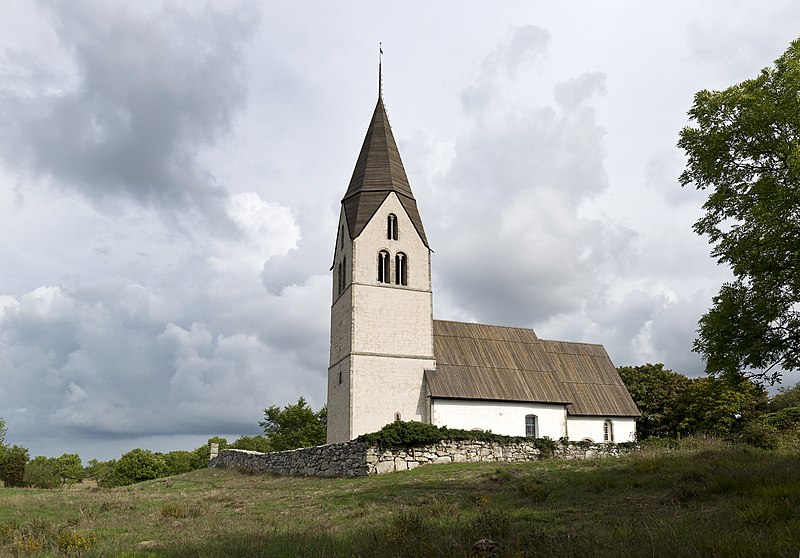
358;420;537;448
162;451;197;476
108;449;167;486
737;421;779;450
160;503;202;519
23;456;60;489
55;529;96;555
0;445;28;487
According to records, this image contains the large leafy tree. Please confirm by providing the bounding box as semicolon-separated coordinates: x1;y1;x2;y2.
678;38;800;384
259;397;327;451
618;363;766;438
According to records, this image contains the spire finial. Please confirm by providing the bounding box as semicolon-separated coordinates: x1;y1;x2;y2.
378;43;383;100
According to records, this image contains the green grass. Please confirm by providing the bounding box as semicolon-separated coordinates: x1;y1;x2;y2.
1;442;799;556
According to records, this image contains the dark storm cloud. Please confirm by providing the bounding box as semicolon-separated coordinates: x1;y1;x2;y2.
0;1;258;216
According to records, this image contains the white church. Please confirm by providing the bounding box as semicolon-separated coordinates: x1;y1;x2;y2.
326;91;639;445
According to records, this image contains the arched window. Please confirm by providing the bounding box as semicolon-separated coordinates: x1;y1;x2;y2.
525;414;537;438
340;225;344;250
342;256;347;289
387;214;398;240
394;411;401;422
377;251;390;283
395;252;407;286
337;262;343;296
603;420;614;443
338;370;342;385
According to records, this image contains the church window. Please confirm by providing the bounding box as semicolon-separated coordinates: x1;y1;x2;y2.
337;262;344;296
603;420;614;443
387;214;398;240
338;371;342;385
377;251;390;283
340;225;344;250
395;252;407;286
394;412;401;422
342;257;347;289
525;415;537;438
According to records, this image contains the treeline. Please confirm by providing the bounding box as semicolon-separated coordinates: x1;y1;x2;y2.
618;363;800;449
0;396;326;489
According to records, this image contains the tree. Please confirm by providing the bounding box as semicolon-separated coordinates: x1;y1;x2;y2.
767;382;800;412
617;364;691;439
0;445;28;487
24;456;61;489
259;397;327;451
55;453;84;486
618;363;766;438
678;38;800;384
109;449;167;486
230;435;271;453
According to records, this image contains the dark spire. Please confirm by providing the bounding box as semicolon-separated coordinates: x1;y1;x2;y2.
341;93;429;247
378;43;383;100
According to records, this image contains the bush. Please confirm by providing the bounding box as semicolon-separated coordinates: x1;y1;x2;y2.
0;446;28;487
357;420;556;449
56;529;97;555
162;451;196;476
359;421;442;448
737;421;779;450
107;449;167;487
24;457;61;489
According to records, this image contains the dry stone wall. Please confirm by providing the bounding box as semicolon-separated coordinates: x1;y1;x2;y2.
209;439;636;478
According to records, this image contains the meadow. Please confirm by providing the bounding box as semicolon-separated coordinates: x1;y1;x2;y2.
1;438;799;557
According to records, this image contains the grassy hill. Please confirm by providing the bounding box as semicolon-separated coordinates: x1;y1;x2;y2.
1;439;799;557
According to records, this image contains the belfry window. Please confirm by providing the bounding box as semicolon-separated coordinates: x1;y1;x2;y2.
342;257;347;289
395;252;407;286
525;415;537;438
387;214;398;240
603;420;614;443
340;225;344;250
337;262;343;296
377;251;390;283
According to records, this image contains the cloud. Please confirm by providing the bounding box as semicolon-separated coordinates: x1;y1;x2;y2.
433;33;632;330
461;25;550;114
0;0;259;220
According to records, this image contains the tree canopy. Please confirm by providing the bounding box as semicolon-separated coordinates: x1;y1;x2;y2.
618;363;766;439
678;38;800;384
259;397;327;451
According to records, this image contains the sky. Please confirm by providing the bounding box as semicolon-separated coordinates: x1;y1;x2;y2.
1;1;799;461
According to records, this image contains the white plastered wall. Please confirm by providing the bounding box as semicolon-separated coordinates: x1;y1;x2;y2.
431;399;568;439
567;416;637;443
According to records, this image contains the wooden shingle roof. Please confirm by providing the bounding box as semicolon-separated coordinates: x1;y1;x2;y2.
428;320;639;417
342;97;429;247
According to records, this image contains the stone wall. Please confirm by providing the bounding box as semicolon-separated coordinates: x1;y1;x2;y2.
209;439;636;478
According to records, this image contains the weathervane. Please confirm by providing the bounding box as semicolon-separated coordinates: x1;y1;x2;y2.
378;43;383;99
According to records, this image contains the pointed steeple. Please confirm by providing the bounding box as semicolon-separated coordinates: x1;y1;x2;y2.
341;97;429;247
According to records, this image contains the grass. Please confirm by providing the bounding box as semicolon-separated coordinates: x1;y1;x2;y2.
0;441;799;557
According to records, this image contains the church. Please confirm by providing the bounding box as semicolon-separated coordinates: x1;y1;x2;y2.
326;89;639;445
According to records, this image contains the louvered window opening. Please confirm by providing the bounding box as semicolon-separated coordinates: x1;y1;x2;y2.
387;214;398;240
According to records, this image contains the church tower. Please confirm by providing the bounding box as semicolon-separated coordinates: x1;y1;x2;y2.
326;93;434;443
